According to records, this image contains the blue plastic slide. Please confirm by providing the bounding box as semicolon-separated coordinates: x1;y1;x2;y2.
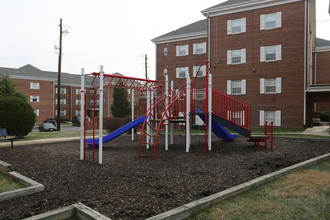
195;109;237;141
86;115;146;148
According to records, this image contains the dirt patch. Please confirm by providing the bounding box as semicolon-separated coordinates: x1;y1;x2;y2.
0;135;329;219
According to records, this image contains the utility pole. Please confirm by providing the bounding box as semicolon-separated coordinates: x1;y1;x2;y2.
145;54;148;79
57;18;63;131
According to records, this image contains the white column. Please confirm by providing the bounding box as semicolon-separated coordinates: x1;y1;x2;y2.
170;81;174;145
146;85;150;149
99;65;104;164
165;75;169;150
186;75;191;152
208;74;212;151
131;89;135;141
80;68;85;160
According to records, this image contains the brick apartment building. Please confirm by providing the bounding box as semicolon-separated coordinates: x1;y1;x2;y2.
152;0;330;128
0;65;140;124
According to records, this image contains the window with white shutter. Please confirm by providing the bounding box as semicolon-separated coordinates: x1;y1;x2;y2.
193;42;206;54
164;47;168;56
260;110;281;126
34;109;39;116
30;95;39;103
227;18;246;34
164;68;168;77
76;99;81;105
260;45;281;62
76;89;81;94
228;79;246;95
227;49;246;64
260;12;281;30
30;82;40;90
176;45;189;56
193;65;206;77
260;77;282;94
176;67;188;78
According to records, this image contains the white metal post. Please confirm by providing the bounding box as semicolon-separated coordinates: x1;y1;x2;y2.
186;75;191;152
170;81;174;145
131;89;134;141
208;74;212;151
99;65;104;164
165;75;169;150
80;68;85;160
146;85;150;149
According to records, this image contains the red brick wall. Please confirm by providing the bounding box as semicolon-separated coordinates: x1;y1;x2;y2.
13;78;54;124
312;51;330;85
208;1;306;127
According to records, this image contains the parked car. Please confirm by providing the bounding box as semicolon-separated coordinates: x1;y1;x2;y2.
43;118;57;127
39;123;57;132
72;116;81;126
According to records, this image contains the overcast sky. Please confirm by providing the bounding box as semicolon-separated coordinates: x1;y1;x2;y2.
0;0;329;80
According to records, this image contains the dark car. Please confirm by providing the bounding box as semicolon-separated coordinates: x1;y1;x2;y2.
72;116;81;126
43;118;57;127
39;123;57;132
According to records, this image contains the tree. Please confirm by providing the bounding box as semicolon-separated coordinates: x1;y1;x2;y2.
111;83;130;118
0;74;27;101
0;97;35;137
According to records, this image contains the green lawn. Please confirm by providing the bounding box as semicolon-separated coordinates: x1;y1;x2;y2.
186;159;330;220
0;172;25;193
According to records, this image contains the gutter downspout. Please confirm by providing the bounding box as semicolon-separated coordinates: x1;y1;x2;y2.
208;11;211;62
303;0;307;127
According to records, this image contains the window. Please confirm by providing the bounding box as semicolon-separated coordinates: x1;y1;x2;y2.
76;89;81;95
76;110;81;116
260;12;281;30
195;89;204;100
193;42;206;54
96;99;100;105
227;49;246;64
164;47;168;56
176;45;189;56
55;99;66;105
164;68;168;77
30;82;39;89
55;110;66;116
176;67;188;78
260;78;281;94
260;110;281;126
227;18;246;34
227;80;246;95
30;95;39;103
76;99;81;105
260;45;281;62
193;65;206;77
55;88;66;94
90;100;94;105
90;90;94;95
34;109;39;116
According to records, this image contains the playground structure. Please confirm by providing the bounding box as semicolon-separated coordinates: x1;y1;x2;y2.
80;61;273;164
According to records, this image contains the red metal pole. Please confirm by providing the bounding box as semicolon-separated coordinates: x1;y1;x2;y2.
264;121;267;148
271;121;274;150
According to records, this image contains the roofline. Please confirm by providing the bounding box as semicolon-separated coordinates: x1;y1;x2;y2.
314;46;330;52
306;85;330;92
151;31;207;44
201;0;301;17
9;75;57;82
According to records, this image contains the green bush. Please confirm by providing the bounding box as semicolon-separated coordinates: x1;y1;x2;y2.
0;97;35;137
314;111;330;122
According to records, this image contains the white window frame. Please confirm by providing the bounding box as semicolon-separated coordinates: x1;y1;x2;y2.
227;79;246;95
176;67;188;78
260;110;281;126
227;49;246;65
55;110;66;116
30;82;40;90
260;45;281;62
176;45;189;56
90;90;94;95
76;99;81;105
193;42;206;54
55;99;67;105
260;12;281;30
164;68;168;77
34;109;39;116
30;95;40;103
227;18;246;34
193;65;206;77
194;89;205;100
164;47;168;56
260;77;281;94
96;99;100;105
76;89;81;95
90;100;94;105
76;110;81;116
56;88;67;94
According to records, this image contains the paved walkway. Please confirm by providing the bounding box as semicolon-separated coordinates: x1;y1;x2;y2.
302;125;330;136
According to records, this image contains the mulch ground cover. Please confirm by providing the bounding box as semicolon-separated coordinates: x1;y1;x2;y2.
0;134;329;220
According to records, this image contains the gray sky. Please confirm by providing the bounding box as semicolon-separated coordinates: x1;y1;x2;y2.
0;0;329;79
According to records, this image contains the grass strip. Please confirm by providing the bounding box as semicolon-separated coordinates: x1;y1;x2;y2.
0;172;25;193
186;159;330;220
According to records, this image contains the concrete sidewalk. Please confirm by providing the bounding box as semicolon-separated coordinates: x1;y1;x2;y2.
0;137;81;147
302;125;330;136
